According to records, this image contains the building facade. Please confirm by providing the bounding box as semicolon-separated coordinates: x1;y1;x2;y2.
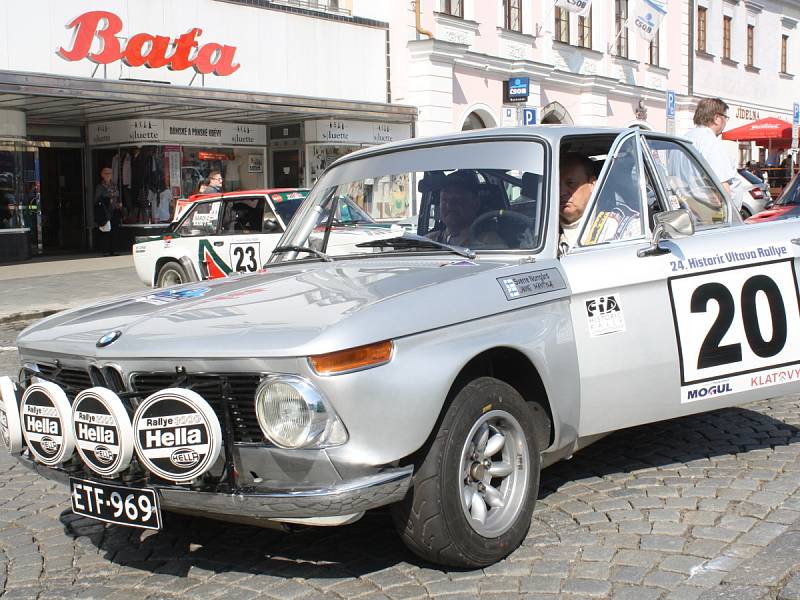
0;0;415;261
390;0;686;137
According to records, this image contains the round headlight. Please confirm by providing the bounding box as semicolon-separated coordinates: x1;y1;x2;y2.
255;376;347;449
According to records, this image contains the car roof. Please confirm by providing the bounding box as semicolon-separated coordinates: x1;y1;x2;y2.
187;188;309;201
330;125;633;168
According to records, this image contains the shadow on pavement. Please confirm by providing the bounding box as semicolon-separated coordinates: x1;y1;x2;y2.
58;402;800;580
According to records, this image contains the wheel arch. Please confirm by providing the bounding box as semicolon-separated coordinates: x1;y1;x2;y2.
153;255;200;287
447;347;555;452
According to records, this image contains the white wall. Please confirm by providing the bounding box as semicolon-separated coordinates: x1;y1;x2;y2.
0;0;387;103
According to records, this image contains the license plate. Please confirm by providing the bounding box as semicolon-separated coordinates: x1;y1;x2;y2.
69;477;162;530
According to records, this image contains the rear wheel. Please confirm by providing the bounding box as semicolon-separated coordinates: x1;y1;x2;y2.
156;261;188;287
392;377;544;567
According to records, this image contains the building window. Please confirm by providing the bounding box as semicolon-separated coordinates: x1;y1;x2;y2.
442;0;463;17
555;7;569;44
615;0;628;58
504;0;521;32
746;24;754;66
578;11;592;49
649;30;659;66
782;34;789;73
723;16;731;59
697;6;707;53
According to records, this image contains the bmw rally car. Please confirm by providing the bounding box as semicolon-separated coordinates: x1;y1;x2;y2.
4;126;800;568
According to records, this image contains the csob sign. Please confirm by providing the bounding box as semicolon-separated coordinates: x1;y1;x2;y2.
57;11;240;76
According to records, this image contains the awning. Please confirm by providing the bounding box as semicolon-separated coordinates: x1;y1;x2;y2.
0;70;417;127
722;117;793;146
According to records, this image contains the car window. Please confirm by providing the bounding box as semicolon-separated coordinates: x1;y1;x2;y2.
777;176;800;206
273;140;546;260
739;170;762;185
269;191;309;226
646;137;728;227
221;197;264;234
580;135;645;246
175;200;221;237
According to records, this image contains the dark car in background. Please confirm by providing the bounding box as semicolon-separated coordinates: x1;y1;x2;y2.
745;173;800;224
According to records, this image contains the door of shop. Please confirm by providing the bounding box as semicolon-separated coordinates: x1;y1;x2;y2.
272;150;300;188
39;148;84;252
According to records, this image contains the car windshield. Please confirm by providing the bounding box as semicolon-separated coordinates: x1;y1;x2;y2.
269;191;309;224
270;139;546;262
775;175;800;206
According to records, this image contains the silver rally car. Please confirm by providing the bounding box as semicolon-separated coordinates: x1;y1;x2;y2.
4;126;800;568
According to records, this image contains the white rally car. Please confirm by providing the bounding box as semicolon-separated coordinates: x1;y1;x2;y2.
134;189;402;287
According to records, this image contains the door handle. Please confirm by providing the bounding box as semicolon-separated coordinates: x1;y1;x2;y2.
791;238;800;246
213;241;224;247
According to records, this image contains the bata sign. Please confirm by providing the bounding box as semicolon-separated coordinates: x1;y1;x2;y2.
57;11;240;76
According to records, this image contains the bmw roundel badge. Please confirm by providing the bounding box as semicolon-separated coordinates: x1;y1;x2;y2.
96;330;122;348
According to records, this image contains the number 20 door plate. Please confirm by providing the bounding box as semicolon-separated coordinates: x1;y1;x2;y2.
69;477;162;530
668;259;800;402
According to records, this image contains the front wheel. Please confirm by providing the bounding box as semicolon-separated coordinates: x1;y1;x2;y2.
392;377;544;567
156;261;188;287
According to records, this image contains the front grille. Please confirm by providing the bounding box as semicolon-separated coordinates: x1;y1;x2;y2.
35;364;92;401
130;373;264;444
31;364;265;444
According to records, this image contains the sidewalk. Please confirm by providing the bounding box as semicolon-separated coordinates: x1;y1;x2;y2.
0;253;146;323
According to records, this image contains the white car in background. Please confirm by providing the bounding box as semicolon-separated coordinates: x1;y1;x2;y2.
134;189;403;287
133;189;309;287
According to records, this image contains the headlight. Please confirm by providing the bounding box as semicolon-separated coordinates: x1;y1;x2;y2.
255;375;347;449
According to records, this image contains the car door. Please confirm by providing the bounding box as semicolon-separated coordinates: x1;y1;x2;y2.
208;196;268;276
562;130;800;438
172;198;226;278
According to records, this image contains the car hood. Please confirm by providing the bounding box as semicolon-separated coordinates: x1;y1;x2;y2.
18;256;567;359
745;205;800;223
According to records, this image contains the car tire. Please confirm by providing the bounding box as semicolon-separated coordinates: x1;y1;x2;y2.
156;261;188;288
391;377;544;567
740;206;752;220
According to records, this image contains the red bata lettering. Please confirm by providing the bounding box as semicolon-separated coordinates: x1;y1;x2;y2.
57;11;240;76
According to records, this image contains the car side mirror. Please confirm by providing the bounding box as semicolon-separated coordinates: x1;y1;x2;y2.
637;208;694;258
765;200;774;209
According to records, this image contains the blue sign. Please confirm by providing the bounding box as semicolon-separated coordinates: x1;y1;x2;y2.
505;77;530;103
666;91;676;120
521;108;537;126
794;102;799;126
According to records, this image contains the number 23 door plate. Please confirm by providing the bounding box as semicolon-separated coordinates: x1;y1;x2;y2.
669;259;800;403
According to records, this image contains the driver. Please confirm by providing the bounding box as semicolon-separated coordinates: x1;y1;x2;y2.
427;171;503;248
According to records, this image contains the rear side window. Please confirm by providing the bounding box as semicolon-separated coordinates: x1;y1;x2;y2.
176;201;221;237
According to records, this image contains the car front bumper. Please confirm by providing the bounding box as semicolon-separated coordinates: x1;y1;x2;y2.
17;454;413;521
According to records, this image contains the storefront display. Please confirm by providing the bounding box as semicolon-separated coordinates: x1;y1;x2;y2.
89;119;267;225
304;119;412;219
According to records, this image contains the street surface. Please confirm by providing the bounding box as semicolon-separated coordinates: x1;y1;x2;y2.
3;263;800;598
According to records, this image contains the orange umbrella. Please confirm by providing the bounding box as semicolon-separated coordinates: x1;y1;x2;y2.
722;116;793;146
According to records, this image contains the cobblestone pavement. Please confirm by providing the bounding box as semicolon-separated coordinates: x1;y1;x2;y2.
3;320;800;598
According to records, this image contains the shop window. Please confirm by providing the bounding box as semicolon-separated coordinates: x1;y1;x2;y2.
0;143;38;236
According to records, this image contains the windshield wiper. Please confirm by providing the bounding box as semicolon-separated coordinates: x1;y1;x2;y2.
272;245;333;262
355;233;476;259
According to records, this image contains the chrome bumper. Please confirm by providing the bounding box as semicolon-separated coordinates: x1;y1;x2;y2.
17;454;413;520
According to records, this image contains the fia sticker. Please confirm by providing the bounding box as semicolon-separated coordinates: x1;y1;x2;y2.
585;294;626;337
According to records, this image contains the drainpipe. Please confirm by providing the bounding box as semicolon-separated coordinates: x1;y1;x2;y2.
688;1;694;97
415;1;433;39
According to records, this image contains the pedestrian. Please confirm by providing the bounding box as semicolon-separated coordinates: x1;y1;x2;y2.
206;171;223;193
684;98;740;202
94;166;122;256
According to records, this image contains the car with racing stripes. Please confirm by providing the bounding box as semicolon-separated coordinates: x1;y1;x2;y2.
4;126;800;568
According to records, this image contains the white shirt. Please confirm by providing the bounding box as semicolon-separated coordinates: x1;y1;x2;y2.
560;218;583;248
683;126;737;185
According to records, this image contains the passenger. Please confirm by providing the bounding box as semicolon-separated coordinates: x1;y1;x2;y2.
427;170;503;248
559;154;597;248
559;153;641;249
